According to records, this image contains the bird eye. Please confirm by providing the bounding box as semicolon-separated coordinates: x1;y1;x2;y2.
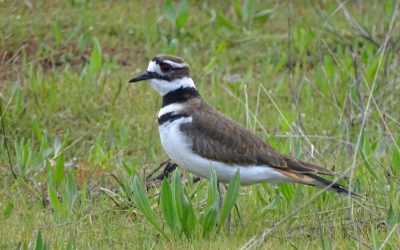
160;63;172;72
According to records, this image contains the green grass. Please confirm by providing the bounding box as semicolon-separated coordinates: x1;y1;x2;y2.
1;0;400;249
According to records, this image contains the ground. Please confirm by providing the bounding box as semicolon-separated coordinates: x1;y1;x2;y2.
0;0;399;249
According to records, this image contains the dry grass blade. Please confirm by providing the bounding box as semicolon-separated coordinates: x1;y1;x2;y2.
347;0;400;233
0;96;16;179
378;224;398;250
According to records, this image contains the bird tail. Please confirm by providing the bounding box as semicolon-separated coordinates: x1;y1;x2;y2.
305;173;360;197
276;170;359;197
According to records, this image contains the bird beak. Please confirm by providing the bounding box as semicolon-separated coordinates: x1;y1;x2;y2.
129;71;153;83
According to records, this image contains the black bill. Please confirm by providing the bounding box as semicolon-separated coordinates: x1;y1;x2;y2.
129;71;154;83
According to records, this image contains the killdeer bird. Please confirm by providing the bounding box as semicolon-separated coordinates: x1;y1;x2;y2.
129;55;356;196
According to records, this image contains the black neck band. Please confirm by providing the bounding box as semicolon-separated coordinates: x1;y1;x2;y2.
162;87;200;107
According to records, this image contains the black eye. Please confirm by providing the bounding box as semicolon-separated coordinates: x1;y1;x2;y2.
160;63;172;72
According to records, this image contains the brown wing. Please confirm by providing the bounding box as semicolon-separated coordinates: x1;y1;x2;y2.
180;99;337;176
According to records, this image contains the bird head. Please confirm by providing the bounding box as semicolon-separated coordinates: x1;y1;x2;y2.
129;55;194;96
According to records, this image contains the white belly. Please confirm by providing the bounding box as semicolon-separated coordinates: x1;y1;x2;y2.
158;117;290;185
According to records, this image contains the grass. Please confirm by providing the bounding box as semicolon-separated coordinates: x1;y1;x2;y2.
1;0;400;249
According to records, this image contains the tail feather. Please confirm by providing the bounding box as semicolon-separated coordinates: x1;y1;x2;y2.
306;173;360;197
275;169;359;197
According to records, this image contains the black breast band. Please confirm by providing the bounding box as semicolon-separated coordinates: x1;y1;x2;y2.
158;112;191;125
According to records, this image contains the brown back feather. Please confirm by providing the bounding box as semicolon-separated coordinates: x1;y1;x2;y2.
180;98;337;176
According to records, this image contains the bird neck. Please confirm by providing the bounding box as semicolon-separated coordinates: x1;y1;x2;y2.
162;87;200;107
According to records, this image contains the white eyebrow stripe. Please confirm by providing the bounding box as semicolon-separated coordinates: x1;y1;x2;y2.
164;60;187;68
147;61;162;74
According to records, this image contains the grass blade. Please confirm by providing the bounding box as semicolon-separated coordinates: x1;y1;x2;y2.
163;0;176;23
176;0;189;29
48;185;64;219
89;38;102;75
132;175;168;239
218;170;240;227
34;230;43;250
182;191;196;238
206;166;218;210
202;203;218;237
172;172;184;226
53;155;64;189
160;178;177;234
233;0;242;20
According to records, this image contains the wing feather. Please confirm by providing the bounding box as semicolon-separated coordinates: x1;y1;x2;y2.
180;99;338;177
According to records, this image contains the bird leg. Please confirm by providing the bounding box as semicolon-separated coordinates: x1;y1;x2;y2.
146;159;178;188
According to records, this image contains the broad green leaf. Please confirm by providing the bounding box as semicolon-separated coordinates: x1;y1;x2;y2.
365;55;380;85
371;224;382;249
3;202;14;219
66;238;74;250
233;0;242;20
282;136;291;155
160;179;177;233
362;131;373;157
48;185;64;219
204;57;217;74
315;66;329;95
163;0;176;23
54;18;62;45
31;120;43;142
278;183;294;201
392;136;400;172
386;204;400;227
132;175;167;239
254;9;273;23
64;172;77;215
216;13;235;30
122;162;133;176
171;172;197;238
360;131;379;180
89;38;102;75
172;172;184;224
218;170;240;227
243;0;254;23
261;195;280;215
202;203;218;237
78;32;90;50
35;230;43;250
255;185;268;204
294;138;301;158
21;242;28;250
206;166;218;211
176;0;189;29
53;155;64;189
281;109;296;133
324;55;335;83
292;185;304;203
182;192;196;237
53;136;62;157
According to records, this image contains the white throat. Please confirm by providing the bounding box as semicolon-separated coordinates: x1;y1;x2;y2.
149;77;196;96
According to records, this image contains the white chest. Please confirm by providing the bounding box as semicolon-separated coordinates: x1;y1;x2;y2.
158;117;194;168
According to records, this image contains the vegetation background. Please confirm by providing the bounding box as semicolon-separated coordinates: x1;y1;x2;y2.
1;0;399;249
